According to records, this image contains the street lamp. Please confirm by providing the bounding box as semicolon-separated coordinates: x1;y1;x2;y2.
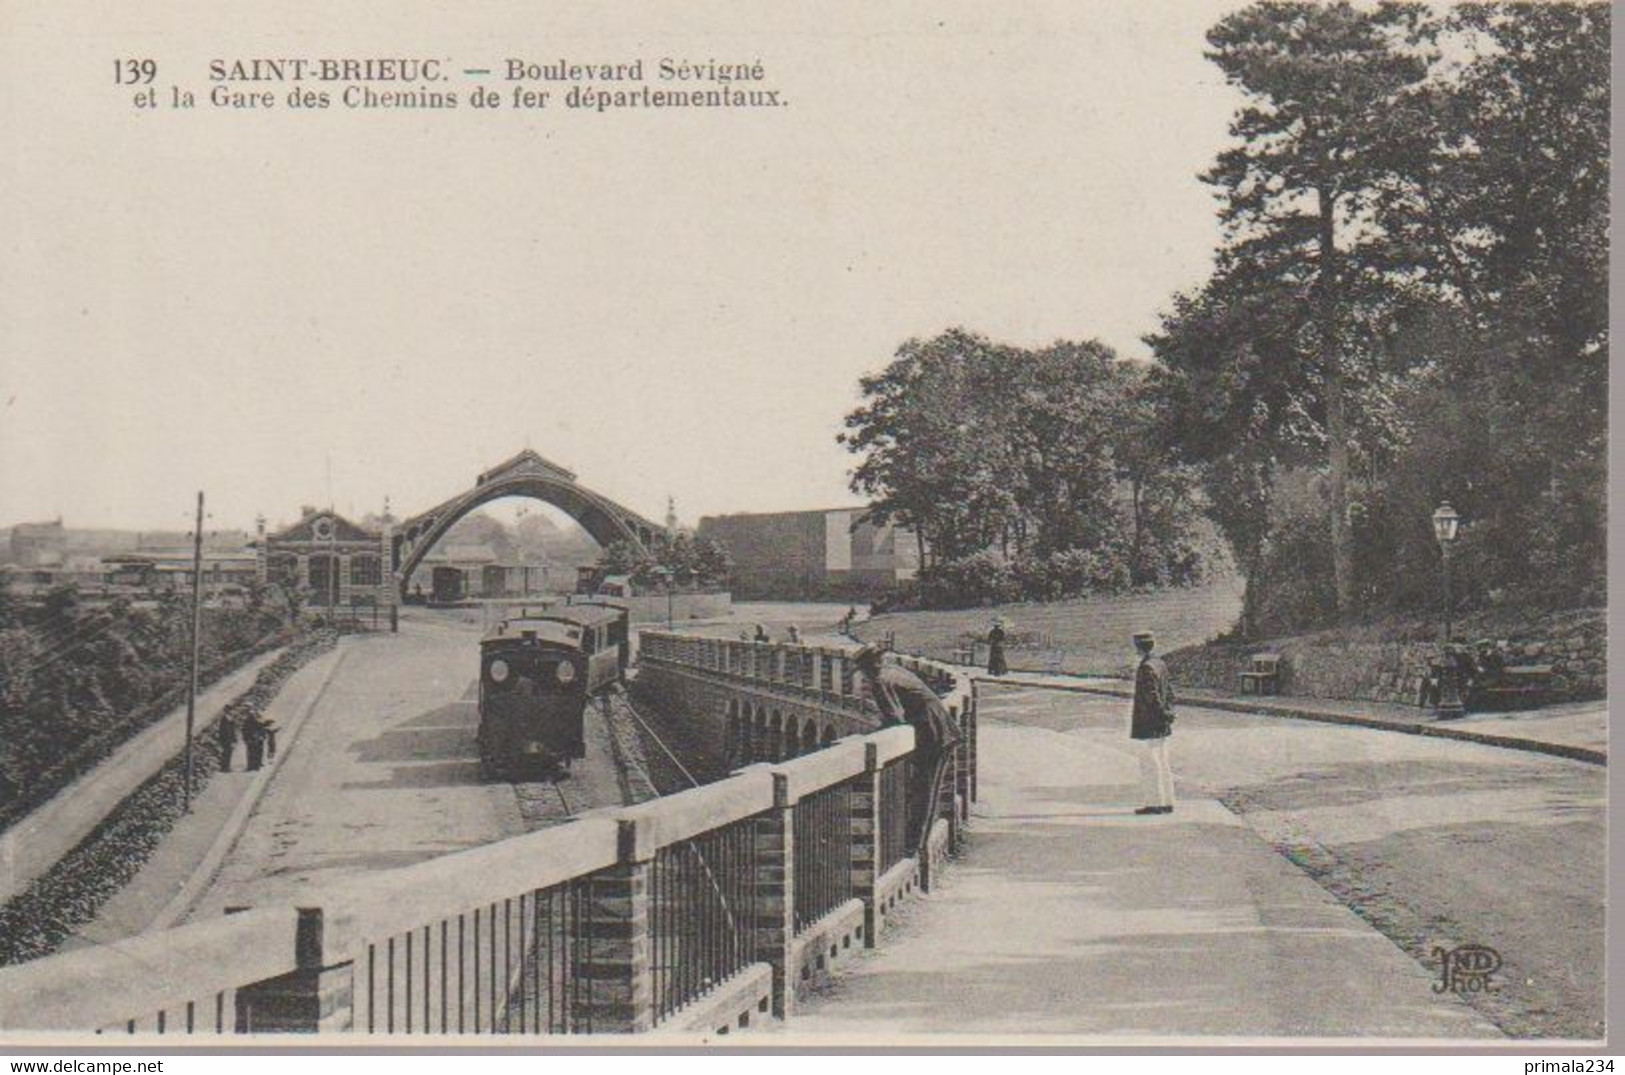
655;566;674;629
1431;501;1464;719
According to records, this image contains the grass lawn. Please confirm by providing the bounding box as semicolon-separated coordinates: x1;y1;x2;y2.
852;574;1245;677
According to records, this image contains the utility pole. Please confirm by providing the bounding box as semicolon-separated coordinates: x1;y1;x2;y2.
184;491;204;812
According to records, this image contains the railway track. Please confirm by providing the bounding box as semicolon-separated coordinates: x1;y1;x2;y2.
511;773;581;830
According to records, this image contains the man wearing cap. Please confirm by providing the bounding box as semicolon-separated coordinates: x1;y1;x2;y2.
1130;630;1176;815
853;644;962;856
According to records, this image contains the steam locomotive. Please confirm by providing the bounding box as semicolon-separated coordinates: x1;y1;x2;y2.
476;601;629;779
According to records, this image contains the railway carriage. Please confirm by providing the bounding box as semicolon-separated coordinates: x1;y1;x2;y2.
477;603;628;778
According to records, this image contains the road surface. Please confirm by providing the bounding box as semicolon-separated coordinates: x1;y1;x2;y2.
975;684;1605;1040
185;615;623;920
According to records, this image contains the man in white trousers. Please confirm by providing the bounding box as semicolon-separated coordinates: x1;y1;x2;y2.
1129;630;1176;815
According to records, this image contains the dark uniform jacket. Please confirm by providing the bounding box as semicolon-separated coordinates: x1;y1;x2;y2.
1130;655;1175;740
869;664;962;751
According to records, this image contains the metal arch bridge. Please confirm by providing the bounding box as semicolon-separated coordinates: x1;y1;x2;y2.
390;449;662;597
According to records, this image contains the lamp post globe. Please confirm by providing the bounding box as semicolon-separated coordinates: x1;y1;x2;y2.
1433;501;1465;720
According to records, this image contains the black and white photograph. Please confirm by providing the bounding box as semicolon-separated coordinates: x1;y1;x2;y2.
0;0;1611;1055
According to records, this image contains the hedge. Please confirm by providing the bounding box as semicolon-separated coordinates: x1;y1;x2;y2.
0;629;337;967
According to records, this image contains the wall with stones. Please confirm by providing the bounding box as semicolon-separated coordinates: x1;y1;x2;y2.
1165;607;1605;706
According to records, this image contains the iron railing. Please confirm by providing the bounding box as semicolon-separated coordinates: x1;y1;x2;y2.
793;781;854;933
650;815;760;1024
878;756;913;874
355;874;601;1035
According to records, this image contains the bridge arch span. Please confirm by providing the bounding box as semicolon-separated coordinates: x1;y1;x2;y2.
391;451;662;596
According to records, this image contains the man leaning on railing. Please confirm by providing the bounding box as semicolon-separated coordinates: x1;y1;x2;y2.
853;644;962;858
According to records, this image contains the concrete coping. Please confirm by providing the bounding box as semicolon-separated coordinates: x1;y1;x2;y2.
0;905;302;1033
618;769;776;860
322;816;622;957
866;724;917;766
770;739;868;802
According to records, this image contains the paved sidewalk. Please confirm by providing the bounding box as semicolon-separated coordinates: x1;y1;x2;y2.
785;715;1500;1042
0;647;287;906
57;643;348;949
974;670;1606;765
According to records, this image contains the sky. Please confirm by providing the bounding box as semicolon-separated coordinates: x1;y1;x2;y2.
1;0;1247;534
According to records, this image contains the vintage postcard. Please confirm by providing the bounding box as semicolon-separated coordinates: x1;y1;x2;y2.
0;0;1610;1053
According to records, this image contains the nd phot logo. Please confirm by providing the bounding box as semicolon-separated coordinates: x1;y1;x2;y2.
1432;944;1501;995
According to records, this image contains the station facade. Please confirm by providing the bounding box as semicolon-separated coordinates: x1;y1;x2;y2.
256;509;395;610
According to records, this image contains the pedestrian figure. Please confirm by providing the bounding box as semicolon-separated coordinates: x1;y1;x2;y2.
854;644;962;857
986;618;1009;677
753;623;770;644
786;624;802;644
217;710;238;772
1129;630;1176;815
261;716;279;761
840;606;858;636
241;711;268;772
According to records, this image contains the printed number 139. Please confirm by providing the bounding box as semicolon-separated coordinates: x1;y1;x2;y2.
115;59;156;84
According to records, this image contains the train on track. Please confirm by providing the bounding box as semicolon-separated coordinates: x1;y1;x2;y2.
476;600;630;779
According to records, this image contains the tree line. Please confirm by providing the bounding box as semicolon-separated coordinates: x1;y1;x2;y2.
842;2;1607;632
0;583;293;820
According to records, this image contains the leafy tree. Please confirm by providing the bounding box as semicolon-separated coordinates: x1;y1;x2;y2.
597;533;731;590
839;329;1021;565
1005;341;1123;557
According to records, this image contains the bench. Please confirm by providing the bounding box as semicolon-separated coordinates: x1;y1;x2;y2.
1239;653;1282;695
1471;663;1570;708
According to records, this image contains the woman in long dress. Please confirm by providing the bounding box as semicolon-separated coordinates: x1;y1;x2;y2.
987;619;1009;676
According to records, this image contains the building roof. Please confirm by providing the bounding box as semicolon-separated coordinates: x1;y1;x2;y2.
476;448;577;486
266;511;379;544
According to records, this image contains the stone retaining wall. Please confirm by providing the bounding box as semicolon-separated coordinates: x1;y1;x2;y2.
1166;607;1605;706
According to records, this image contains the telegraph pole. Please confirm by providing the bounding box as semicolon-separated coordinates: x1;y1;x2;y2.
184;491;204;812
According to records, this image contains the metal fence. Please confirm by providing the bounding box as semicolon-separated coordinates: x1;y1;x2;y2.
355;874;600;1035
650;815;761;1025
793;781;854;933
878;756;913;875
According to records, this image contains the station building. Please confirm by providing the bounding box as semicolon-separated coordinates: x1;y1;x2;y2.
256;509;395;610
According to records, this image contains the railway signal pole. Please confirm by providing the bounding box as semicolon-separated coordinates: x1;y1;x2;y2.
184;491;205;812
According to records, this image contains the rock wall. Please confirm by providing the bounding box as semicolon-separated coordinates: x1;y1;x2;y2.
1165;607;1605;706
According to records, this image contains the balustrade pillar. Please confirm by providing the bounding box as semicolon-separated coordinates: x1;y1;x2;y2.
851;744;882;948
234;909;354;1033
751;773;796;1018
571;819;655;1032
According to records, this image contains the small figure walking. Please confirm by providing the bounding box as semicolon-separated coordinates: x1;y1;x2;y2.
1129;630;1176;815
217;710;238;772
785;624;802;644
854;645;962;856
261;716;279;762
753;623;770;644
986;618;1009;677
241;711;268;772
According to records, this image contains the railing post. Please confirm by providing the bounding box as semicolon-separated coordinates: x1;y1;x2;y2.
233;908;354;1033
852;744;882;948
946;704;964;852
752;772;797;1018
968;681;979;803
573;819;655;1033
